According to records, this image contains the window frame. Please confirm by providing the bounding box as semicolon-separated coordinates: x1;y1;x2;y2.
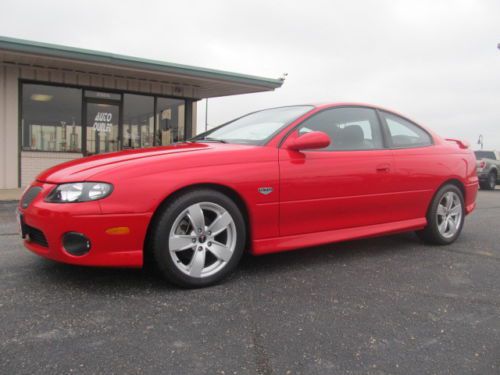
279;105;390;152
377;110;434;150
20;83;84;153
19;80;189;155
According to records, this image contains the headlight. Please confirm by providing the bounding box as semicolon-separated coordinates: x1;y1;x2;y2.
45;182;113;203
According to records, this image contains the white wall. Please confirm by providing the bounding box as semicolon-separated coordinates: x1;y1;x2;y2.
0;65;19;189
21;152;82;187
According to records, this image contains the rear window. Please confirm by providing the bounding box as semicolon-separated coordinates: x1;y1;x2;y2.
474;151;496;160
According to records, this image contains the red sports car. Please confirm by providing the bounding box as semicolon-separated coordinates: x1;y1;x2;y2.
18;103;478;287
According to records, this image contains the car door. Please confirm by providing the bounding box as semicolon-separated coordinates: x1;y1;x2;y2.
377;110;437;222
279;106;397;237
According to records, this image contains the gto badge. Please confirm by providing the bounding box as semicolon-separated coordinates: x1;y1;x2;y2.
258;187;273;195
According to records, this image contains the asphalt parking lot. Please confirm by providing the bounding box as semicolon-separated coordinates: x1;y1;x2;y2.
0;191;499;375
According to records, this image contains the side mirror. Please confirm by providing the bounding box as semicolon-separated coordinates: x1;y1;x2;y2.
287;131;331;151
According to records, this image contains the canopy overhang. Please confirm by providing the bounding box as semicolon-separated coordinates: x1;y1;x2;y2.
0;36;284;98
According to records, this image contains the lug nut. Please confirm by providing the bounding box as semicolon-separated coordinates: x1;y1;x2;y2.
198;246;203;251
207;231;211;236
192;238;196;243
197;228;202;233
207;242;212;247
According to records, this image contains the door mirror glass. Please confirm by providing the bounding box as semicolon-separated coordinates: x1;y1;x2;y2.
287;131;331;151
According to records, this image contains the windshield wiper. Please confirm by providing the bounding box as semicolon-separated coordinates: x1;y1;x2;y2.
197;137;227;143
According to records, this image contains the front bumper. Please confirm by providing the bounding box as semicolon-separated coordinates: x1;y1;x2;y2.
19;182;152;267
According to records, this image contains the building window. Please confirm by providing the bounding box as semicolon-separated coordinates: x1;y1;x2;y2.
21;83;188;153
156;98;185;145
123;94;155;149
22;84;82;152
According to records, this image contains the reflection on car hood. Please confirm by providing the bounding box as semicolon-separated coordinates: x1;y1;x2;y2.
36;143;214;183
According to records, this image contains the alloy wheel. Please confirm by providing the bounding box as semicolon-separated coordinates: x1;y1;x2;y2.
436;191;463;239
168;202;236;278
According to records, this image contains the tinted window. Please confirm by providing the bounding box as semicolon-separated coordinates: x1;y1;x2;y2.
22;84;82;152
123;94;155;149
381;112;432;148
296;107;384;151
194;106;313;145
474;151;496;160
156;98;186;145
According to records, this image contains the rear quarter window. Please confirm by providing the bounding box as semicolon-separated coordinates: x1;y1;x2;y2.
381;111;432;148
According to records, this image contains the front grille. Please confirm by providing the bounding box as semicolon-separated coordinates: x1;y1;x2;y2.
21;186;42;208
25;224;49;247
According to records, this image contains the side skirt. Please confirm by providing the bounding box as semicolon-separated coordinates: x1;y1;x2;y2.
251;218;427;255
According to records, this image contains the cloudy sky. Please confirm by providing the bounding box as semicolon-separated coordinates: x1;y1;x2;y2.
1;0;499;149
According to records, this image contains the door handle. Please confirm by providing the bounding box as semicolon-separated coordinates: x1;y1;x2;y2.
376;164;391;173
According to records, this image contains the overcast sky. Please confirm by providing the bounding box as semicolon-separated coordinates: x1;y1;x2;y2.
1;0;499;149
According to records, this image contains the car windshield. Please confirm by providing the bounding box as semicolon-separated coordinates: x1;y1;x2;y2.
474;151;496;160
191;105;313;145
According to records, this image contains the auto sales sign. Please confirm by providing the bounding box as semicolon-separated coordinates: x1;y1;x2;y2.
93;112;113;133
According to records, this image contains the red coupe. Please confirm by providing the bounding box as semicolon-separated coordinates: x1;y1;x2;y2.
18;103;478;287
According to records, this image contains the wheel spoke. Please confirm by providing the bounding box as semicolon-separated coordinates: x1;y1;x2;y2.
208;241;232;262
438;218;448;234
437;204;446;217
189;249;206;277
448;218;457;234
445;193;454;209
169;235;195;252
187;204;205;231
208;212;232;235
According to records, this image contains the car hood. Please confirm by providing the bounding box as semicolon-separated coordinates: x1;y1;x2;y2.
36;142;222;183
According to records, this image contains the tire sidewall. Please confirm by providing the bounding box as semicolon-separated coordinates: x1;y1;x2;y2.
488;172;496;190
152;189;246;288
426;184;465;245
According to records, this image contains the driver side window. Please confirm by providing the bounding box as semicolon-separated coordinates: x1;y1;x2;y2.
296;107;384;151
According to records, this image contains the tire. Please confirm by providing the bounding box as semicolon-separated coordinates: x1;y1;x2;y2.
151;189;246;288
481;171;497;191
416;184;465;245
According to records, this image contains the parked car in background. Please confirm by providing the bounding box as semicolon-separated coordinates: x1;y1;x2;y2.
475;150;500;190
18;103;478;288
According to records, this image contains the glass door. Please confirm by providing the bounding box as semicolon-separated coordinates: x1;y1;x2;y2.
85;101;120;155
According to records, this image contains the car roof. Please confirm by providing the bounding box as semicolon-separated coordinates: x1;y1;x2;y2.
312;102;406;115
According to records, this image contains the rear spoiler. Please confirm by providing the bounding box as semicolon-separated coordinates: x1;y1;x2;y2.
445;138;470;149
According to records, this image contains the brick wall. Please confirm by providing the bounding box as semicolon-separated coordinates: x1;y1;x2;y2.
21;152;83;187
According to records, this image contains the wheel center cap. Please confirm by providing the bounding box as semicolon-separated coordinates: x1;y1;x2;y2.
198;234;207;243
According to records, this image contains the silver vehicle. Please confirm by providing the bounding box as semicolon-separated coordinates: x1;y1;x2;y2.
475;150;500;190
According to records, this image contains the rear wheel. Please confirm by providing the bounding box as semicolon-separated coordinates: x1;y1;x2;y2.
416;184;464;245
481;171;497;190
151;189;246;288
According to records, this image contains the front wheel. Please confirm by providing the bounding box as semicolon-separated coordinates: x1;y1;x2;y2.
151;189;246;288
416;184;465;245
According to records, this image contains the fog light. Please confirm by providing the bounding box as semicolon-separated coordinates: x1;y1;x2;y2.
62;232;91;256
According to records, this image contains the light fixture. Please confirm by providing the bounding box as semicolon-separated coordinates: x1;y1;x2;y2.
30;94;53;102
